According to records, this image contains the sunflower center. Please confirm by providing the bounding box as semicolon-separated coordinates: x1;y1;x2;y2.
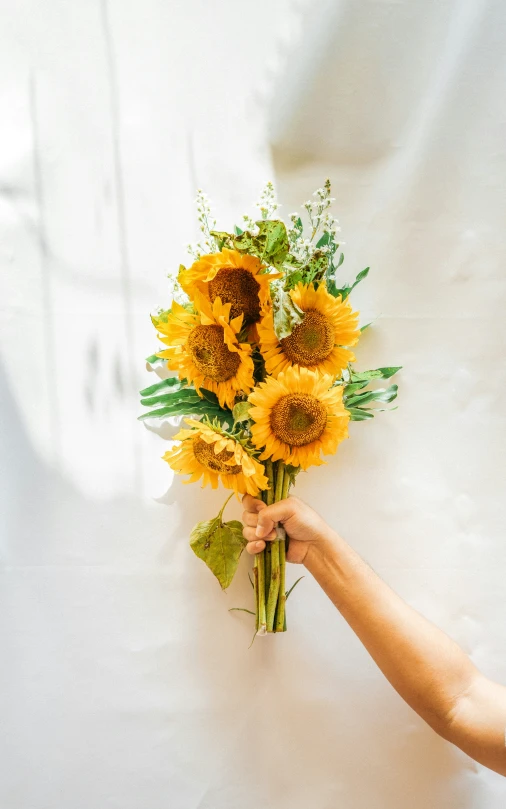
208;267;261;325
280;310;334;366
192;437;242;475
187;324;240;381
270;393;327;446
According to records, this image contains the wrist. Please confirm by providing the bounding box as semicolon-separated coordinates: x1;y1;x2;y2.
304;527;341;570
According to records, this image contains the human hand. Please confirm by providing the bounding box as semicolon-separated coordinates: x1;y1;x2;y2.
241;494;336;565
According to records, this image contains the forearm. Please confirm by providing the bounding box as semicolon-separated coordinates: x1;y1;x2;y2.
305;530;479;735
244;493;506;774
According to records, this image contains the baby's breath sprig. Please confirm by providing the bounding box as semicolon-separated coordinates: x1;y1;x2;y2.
286;179;342;279
242;180;280;232
187;189;219;260
287;212;303;250
257;180;280;221
305;179;336;242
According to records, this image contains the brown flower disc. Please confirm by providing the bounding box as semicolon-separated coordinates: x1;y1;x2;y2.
187;324;240;381
280;310;334;366
270;393;327;447
192;437;242;474
208;267;261;325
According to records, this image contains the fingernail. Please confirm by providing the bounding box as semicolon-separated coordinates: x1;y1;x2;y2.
255;541;263;550
255;526;263;537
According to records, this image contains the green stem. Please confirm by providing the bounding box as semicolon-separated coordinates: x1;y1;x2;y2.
253;557;260;630
265;459;274;506
275;469;291;632
264;543;271;604
274;460;285;503
255;459;274;635
256;552;266;634
266;461;285;631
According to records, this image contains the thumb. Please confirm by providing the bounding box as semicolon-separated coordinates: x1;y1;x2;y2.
255;499;294;538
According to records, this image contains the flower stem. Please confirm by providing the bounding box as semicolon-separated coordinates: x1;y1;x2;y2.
266;460;285;631
255;459;274;635
275;469;291;632
256;552;266;635
265;459;274;506
264;543;271;604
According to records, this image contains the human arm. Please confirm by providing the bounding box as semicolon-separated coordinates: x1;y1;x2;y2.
242;494;506;776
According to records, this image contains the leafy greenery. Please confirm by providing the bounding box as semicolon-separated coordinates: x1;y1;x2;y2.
349;366;402;382
284;464;301;488
327;266;370;300
345;384;398;408
138;380;232;424
342;366;402;421
139;376;186;397
145;353;167;366
211;220;290;268
190;495;247;589
283;250;329;290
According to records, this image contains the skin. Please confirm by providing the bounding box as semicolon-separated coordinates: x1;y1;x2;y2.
242;493;506;777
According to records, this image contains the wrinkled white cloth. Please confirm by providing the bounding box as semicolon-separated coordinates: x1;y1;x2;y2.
1;0;506;807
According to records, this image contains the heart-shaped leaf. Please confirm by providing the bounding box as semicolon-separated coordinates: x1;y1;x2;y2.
190;508;247;590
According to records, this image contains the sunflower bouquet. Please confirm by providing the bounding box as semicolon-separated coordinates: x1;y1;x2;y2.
140;181;400;636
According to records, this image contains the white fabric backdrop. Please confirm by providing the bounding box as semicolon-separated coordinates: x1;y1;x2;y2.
1;1;506;807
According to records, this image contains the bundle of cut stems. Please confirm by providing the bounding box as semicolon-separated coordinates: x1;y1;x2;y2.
253;459;292;634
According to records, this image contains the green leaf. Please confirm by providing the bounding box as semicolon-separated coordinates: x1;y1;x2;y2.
342;380;370;396
211;220;290;268
233;225;243;236
345;384;398;408
302;250;328;283
138;400;231;423
352;266;370;288
257;220;289;263
139;380;232;424
229;607;255;616
286;269;303;286
347;407;375;421
140;392;202;407
232;401;252;425
285;575;304;600
328;266;370;299
316;232;330;248
326;278;340;297
145;353;167;366
200;388;220;406
190;497;247;589
272;286;305;340
348;405;398;421
351;366;402;382
139;377;185;397
284;464;301;487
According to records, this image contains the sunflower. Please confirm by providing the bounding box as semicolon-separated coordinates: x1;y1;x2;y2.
248;366;349;470
153;295;254;409
179;248;274;328
258;281;360;380
163;418;269;495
